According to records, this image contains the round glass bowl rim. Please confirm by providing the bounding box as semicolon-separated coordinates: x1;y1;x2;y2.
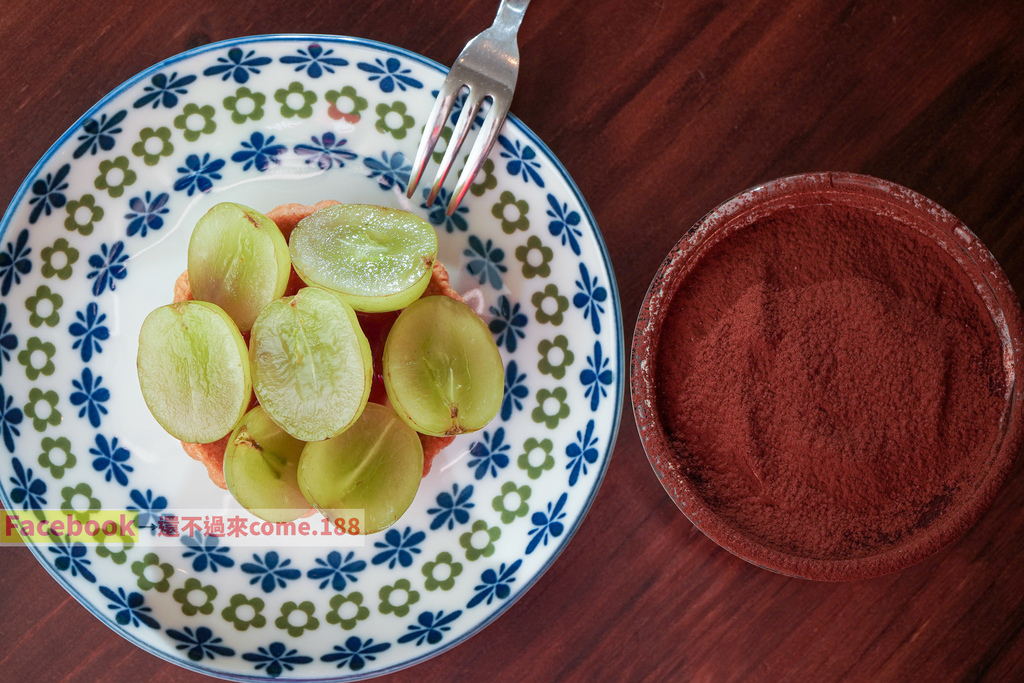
630;171;1024;581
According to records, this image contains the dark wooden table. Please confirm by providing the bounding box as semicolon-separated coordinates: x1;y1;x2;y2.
3;0;1024;680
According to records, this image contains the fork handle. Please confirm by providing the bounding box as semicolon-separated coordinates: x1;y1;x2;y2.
494;0;530;34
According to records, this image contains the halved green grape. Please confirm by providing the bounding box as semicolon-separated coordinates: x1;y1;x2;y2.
249;287;372;441
224;406;311;523
289;204;438;312
298;403;423;534
383;295;504;436
137;300;251;444
187;202;291;331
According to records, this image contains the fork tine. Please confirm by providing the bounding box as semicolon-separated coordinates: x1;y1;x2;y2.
411;0;530;211
426;88;484;207
407;82;460;199
446;97;509;215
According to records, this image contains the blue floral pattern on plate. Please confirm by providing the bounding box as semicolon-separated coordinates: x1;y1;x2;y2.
0;35;622;681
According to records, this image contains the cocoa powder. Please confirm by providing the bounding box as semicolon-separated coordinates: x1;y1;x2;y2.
655;202;1006;559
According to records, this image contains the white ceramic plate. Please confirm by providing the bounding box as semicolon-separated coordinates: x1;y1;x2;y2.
0;35;622;680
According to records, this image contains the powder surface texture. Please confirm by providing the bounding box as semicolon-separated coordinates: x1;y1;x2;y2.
655;202;1006;559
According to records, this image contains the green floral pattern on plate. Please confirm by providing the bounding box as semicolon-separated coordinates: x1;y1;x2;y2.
0;35;621;681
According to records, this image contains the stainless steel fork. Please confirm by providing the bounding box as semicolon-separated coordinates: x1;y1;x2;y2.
407;0;530;215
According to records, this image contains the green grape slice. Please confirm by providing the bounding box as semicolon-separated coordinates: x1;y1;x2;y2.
249;287;372;441
289;203;438;312
137;300;251;444
383;295;504;436
224;406;311;523
187;202;291;331
298;403;423;535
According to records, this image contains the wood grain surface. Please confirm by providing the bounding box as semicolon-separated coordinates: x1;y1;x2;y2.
2;1;1024;681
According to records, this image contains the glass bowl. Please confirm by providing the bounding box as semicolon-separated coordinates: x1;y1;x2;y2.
630;172;1024;581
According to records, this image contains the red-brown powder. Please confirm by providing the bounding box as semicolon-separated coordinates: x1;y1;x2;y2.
655;203;1006;559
